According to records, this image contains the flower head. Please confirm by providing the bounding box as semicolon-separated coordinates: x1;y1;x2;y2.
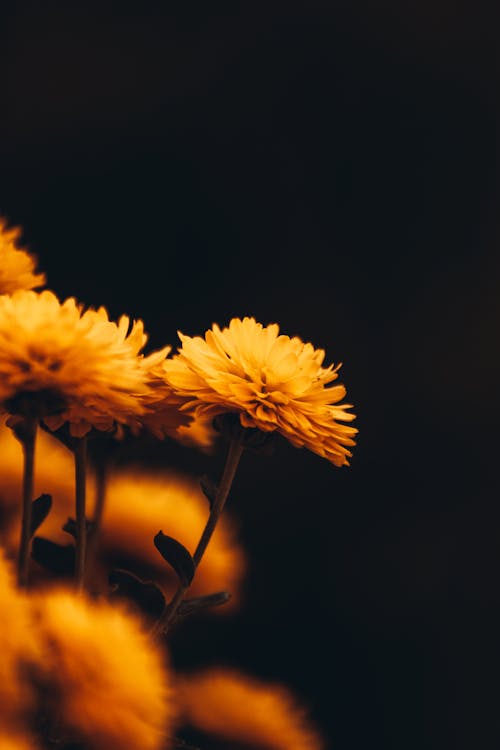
0;290;171;436
0;549;41;728
176;668;325;750
163;317;357;466
0;218;45;294
35;589;174;750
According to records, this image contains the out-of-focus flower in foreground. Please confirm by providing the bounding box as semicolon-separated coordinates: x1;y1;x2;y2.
163;316;357;466
0;218;46;295
0;548;41;732
0;422;245;607
35;589;174;750
0;547;174;750
0;290;172;437
176;667;325;749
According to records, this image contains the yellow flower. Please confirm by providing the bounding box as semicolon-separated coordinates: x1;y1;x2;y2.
0;422;245;607
0;218;45;294
176;668;325;750
163;317;357;466
0;549;41;730
0;290;171;437
35;589;174;750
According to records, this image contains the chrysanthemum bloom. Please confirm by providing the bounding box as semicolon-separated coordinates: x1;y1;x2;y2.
0;290;172;437
36;589;174;750
176;668;325;750
137;356;213;450
162;317;357;466
0;218;46;295
0;549;41;729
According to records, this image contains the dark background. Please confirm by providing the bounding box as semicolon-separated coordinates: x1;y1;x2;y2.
0;3;497;748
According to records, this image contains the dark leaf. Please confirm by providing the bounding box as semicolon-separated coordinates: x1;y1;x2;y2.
108;568;166;618
199;474;218;508
154;531;195;587
62;517;95;539
31;537;75;577
30;494;52;538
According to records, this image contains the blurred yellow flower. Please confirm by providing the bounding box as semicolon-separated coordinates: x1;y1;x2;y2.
0;549;41;730
0;290;171;436
176;667;325;750
0;422;245;607
163;316;357;466
36;589;174;750
0;218;45;295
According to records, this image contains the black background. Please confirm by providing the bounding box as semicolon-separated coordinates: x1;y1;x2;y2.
0;3;497;748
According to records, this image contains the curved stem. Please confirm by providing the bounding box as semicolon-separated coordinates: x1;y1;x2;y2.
17;417;37;587
74;436;88;592
193;438;244;566
152;438;244;637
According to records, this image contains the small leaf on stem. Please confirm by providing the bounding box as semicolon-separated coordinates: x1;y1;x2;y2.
154;531;195;587
29;494;52;538
109;568;166;618
199;474;218;508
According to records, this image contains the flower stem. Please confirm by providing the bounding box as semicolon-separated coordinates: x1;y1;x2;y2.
85;457;109;577
17;417;37;588
74;436;88;592
153;437;245;637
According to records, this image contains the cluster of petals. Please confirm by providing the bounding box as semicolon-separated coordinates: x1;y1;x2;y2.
162;316;357;466
0;218;46;295
0;550;173;750
0;290;174;437
34;589;173;750
176;667;325;749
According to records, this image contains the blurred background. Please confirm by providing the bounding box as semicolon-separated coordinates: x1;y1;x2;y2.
0;2;496;748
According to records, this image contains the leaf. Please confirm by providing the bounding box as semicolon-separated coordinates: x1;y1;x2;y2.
153;531;195;587
31;537;75;577
30;494;52;538
62;516;95;539
108;569;166;618
199;474;218;508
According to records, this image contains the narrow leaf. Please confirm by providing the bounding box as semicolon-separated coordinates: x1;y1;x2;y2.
30;494;52;538
109;568;166;618
31;537;75;577
154;531;195;587
199;474;218;509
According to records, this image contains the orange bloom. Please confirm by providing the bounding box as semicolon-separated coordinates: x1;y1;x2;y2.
0;422;245;608
0;290;171;436
163;317;357;466
0;549;41;728
0;218;45;295
176;668;325;750
36;589;174;750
